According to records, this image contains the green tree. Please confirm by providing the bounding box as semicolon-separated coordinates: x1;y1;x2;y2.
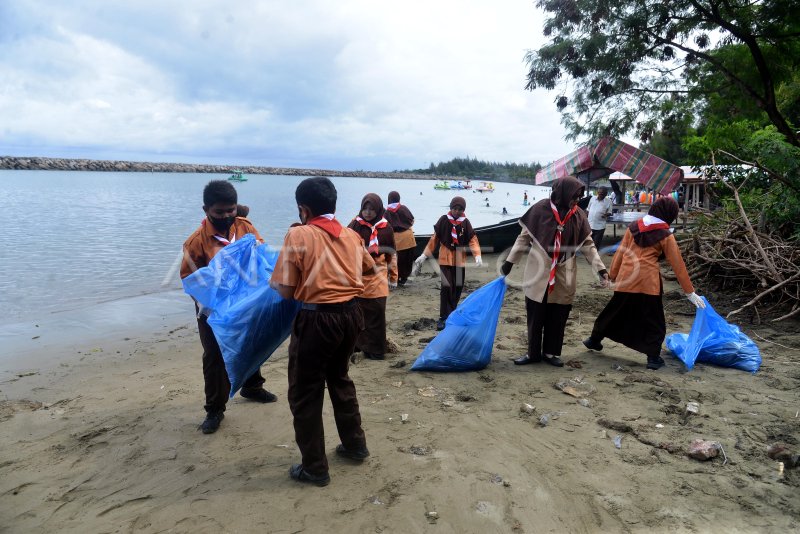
525;0;800;147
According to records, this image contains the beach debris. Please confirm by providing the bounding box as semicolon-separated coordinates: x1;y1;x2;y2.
418;336;435;344
386;338;400;354
490;474;504;485
655;423;665;429
565;359;584;369
767;443;800;468
539;414;551;427
424;510;439;523
407;445;431;456
686;402;700;415
389;360;407;369
520;403;536;414
611;364;629;372
613;435;623;449
401;413;409;423
687;439;722;461
555;376;596;398
370;496;384;505
417;386;439;398
456;392;477;402
478;374;494;383
597;418;633;433
392;381;403;387
778;462;785;478
577;398;591;408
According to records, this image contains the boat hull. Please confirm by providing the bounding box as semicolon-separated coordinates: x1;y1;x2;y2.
413;217;521;256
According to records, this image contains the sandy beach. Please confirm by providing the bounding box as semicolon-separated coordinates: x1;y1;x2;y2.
1;251;799;533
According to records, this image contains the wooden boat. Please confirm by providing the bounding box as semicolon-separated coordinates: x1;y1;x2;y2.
413;217;521;256
228;170;248;182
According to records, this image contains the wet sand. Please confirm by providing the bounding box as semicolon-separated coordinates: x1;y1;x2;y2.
1;252;799;533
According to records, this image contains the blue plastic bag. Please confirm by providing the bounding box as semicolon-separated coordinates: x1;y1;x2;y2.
665;297;761;373
411;276;507;372
182;234;301;395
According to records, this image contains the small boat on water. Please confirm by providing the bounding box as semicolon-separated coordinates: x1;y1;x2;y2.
449;180;471;190
434;180;450;190
228;170;248;182
413;217;521;256
476;181;495;192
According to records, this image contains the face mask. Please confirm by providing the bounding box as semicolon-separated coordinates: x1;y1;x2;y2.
208;215;236;233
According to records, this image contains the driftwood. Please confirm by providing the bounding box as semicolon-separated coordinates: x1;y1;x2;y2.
680;159;800;322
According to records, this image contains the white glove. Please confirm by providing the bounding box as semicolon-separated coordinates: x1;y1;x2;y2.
411;254;427;277
474;256;483;267
686;292;706;309
388;281;398;290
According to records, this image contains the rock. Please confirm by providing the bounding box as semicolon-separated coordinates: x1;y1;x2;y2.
766;443;799;467
687;439;722;461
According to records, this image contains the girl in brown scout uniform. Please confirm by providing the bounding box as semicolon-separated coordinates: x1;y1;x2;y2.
501;177;608;367
347;193;398;361
583;196;706;370
384;191;416;286
271;177;376;487
414;196;482;331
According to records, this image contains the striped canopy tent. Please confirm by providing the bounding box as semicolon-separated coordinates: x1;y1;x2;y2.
535;137;683;194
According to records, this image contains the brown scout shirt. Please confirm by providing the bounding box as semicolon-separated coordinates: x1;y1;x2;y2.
180;217;264;279
271;224;377;304
422;234;482;267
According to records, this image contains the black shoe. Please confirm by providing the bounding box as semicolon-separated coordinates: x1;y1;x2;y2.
288;464;330;487
436;318;446;331
543;354;564;367
201;411;224;434
240;387;278;403
646;356;665;370
583;337;603;351
513;354;541;365
364;352;385;361
336;444;370;461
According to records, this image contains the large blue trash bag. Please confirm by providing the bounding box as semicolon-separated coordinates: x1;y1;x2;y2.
182;234;301;395
665;297;761;373
411;276;507;372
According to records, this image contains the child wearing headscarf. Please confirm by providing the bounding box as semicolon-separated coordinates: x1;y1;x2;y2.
348;193;397;360
501;177;608;367
583;196;705;370
384;191;416;286
414;196;482;331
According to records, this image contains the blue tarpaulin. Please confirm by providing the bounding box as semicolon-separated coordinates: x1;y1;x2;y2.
666;297;761;373
411;276;507;372
182;234;301;395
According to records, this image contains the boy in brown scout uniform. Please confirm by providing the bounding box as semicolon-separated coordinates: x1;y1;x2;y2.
271;177;376;487
180;180;277;435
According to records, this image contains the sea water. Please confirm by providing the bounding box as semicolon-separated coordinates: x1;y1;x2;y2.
0;170;548;356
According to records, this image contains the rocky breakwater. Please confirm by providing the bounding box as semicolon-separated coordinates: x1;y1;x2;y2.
0;156;445;180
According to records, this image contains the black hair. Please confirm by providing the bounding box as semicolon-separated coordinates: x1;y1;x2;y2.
203;180;237;207
295;176;337;216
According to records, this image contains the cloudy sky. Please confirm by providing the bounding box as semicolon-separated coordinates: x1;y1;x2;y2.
0;0;578;171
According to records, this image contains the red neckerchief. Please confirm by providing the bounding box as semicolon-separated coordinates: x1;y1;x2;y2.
547;201;579;293
308;214;342;238
447;212;466;245
355;216;389;254
386;202;401;212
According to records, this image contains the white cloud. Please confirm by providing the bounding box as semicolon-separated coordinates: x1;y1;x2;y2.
0;0;576;169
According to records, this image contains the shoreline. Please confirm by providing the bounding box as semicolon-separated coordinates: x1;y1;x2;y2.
0;156;464;181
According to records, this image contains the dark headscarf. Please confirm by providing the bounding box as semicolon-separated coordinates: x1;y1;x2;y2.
348;193;395;255
433;197;475;249
385;191;415;232
518;177;591;262
630;196;679;248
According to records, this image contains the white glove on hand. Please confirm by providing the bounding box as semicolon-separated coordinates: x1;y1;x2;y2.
686;292;706;309
388;281;398;290
474;256;483;267
411;254;427;276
